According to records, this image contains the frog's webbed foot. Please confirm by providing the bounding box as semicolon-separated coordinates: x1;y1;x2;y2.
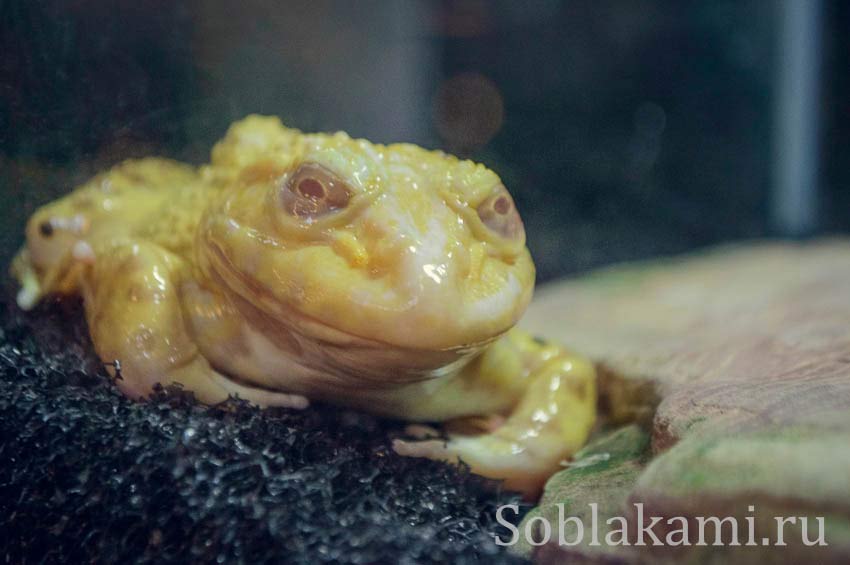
83;241;308;409
393;347;596;498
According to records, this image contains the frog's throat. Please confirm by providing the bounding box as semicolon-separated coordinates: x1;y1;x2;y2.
204;243;494;385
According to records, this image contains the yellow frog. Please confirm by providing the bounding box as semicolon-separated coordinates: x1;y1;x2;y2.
12;115;596;496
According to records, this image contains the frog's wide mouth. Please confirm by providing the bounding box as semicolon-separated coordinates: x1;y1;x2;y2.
203;242;489;383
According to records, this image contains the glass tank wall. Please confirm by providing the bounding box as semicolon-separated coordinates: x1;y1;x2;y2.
1;0;846;281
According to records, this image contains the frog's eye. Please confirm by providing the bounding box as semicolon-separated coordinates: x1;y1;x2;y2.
39;221;54;237
476;186;524;239
281;163;352;219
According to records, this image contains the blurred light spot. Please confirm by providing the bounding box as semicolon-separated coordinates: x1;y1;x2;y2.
433;72;504;153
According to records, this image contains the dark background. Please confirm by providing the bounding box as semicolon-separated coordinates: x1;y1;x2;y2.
1;0;847;282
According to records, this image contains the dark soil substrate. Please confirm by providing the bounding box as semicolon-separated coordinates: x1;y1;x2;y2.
0;292;527;564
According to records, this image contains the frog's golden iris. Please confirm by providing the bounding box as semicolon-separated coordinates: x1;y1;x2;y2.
11;115;596;497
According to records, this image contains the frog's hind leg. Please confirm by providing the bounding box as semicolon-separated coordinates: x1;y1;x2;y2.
82;241;308;409
393;331;596;498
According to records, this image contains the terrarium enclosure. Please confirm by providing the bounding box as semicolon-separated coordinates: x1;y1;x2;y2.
1;1;849;564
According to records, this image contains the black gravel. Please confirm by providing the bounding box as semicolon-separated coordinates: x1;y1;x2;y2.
0;290;528;564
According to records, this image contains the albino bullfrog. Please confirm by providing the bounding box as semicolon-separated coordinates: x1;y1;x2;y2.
12;115;596;496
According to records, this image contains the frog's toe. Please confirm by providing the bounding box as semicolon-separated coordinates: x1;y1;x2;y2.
401;424;442;439
392;438;447;460
392;434;549;498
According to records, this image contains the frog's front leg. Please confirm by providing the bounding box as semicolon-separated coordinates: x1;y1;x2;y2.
81;240;308;408
393;330;596;497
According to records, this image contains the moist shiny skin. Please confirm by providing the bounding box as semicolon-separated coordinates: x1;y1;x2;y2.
11;115;597;497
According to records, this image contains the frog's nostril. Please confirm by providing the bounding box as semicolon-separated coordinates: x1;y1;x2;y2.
477;187;523;239
39;221;54;237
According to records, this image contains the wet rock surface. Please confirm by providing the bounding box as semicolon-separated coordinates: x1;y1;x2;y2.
521;241;850;563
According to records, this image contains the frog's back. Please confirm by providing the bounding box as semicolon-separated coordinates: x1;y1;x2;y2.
64;158;211;261
134;168;218;260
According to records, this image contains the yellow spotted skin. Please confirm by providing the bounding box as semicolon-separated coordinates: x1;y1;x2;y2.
11;115;596;497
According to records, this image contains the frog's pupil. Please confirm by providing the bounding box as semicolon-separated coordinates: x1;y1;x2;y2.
296;178;326;200
39;221;54;237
